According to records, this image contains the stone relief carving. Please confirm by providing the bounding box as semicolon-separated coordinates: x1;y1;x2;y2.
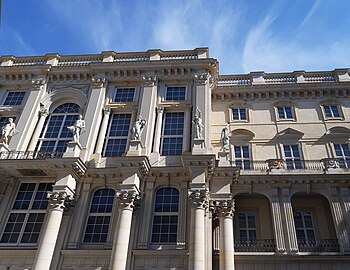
267;159;284;170
130;116;146;141
47;191;72;210
116;190;140;210
188;189;209;209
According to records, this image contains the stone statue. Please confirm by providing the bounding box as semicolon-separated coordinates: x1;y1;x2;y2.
1;118;18;145
130;116;146;140
193;107;204;139
67;115;86;143
220;127;229;152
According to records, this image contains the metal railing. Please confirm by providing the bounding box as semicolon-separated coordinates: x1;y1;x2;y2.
0;151;65;160
298;239;340;252
234;239;276;252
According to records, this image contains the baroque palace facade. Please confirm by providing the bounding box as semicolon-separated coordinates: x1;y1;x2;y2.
0;48;349;270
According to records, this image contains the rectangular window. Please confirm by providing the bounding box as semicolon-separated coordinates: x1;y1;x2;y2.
232;108;247;121
334;144;350;168
165;87;186;101
0;183;52;245
234;146;251;169
294;211;316;245
323;105;341;118
151;188;179;244
277;106;293;119
160;112;184;156
113;88;135;102
238;212;257;242
3;92;26;106
283;144;302;169
103;114;131;157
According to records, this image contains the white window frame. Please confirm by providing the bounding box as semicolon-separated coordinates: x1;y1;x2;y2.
160;111;185;156
113;87;136;103
231;107;248;121
232;145;251;169
3;91;26;106
0;182;52;246
237;211;258;242
102;113;132;157
282;144;303;169
276;106;295;120
333;143;350;168
293;210;317;245
164;86;187;101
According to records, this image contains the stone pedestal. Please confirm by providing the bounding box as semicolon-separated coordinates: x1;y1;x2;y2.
218;151;230;166
192;138;205;154
63;141;82;158
126;140;142;156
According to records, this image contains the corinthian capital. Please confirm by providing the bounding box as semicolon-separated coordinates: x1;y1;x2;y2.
142;76;157;87
194;73;211;86
188;189;209;209
215;199;235;218
91;76;106;88
32;78;47;91
116;190;140;210
47;191;72;210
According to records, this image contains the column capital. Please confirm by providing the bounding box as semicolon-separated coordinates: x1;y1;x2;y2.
47;190;72;210
188;189;209;209
194;73;212;86
156;106;164;114
39;107;49;117
116;190;140;210
142;76;157;87
91;76;106;88
103;107;111;115
32;78;47;91
215;199;235;218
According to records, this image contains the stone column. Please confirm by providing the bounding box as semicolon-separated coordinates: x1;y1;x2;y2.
27;108;49;152
188;189;209;270
340;187;350;243
270;188;286;253
32;190;72;270
183;105;192;152
152;106;164;153
329;187;350;253
109;189;140;270
281;187;298;253
95;108;111;156
217;199;235;270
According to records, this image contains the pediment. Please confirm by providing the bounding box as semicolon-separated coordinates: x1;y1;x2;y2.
277;128;304;140
230;129;255;142
326;126;350;140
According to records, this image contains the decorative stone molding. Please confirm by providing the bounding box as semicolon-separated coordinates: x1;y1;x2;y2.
47;191;72;210
32;78;46;91
91;76;106;88
194;73;210;85
39;107;49;117
188;189;209;209
214;199;235;218
142;76;157;87
116;190;140;210
267;159;284;170
322;158;340;170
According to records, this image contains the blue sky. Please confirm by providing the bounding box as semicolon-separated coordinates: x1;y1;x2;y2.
1;0;349;74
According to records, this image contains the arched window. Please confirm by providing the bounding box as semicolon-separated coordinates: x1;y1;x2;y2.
151;187;179;244
83;188;115;243
36;103;80;156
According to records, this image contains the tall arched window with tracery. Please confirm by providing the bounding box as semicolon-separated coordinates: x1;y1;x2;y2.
36;103;80;157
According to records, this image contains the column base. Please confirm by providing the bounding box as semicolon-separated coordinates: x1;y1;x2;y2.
126;140;142;156
63;142;82;158
218;151;230;166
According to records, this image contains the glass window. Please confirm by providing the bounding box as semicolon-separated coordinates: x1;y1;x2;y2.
277;106;293;119
151;188;179;244
165;87;186;101
283;144;303;169
83;189;115;243
160;112;184;156
323;105;341;118
294;211;316;245
238;212;257;242
3;92;26;106
36;103;80;157
232;108;247;121
113;88;135;102
334;144;350;168
0;183;52;244
233;146;251;169
103;113;131;157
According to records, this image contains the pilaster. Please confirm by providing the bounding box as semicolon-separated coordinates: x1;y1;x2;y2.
281;187;298;253
269;187;286;253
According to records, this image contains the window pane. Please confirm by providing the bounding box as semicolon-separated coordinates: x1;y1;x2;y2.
114;88;135;102
108;114;132;137
4;92;26;105
165;87;186;101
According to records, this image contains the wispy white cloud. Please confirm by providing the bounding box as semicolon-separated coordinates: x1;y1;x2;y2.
242;11;350;73
299;0;321;28
0;26;35;55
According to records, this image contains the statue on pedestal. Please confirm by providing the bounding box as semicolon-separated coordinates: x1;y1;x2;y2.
67;115;86;143
130;116;146;140
1;118;18;145
193;107;204;139
220;127;229;152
